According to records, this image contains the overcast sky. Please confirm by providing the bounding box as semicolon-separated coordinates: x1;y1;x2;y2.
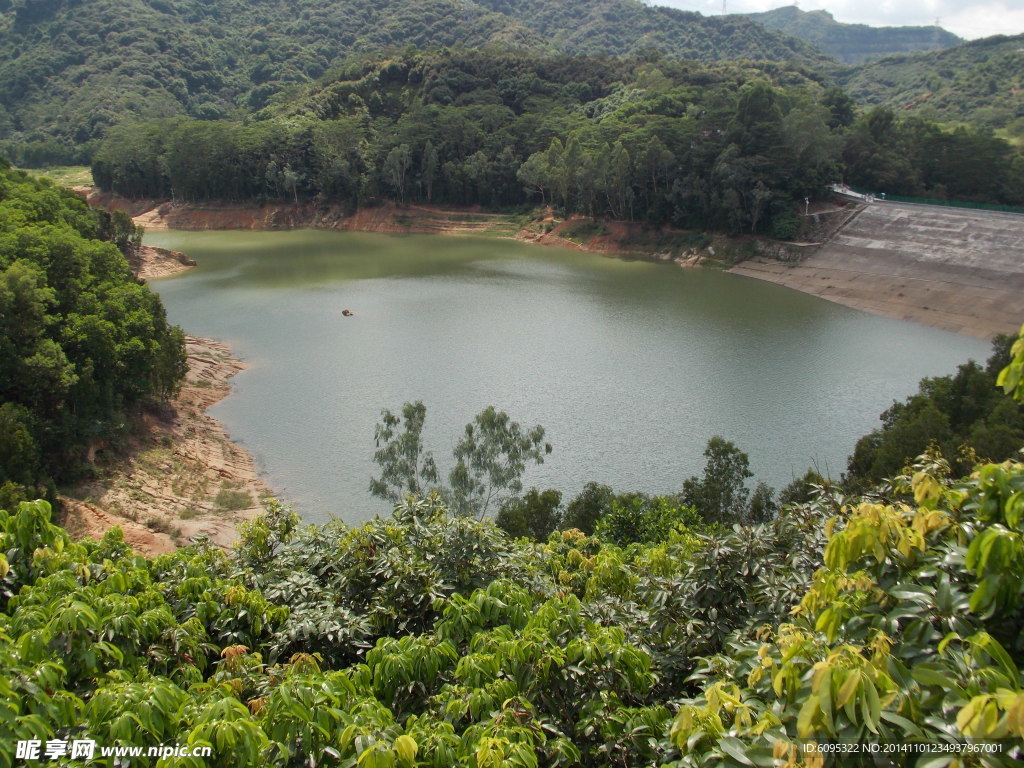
658;0;1024;40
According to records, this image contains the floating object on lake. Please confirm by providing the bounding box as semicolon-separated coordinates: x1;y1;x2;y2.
342;309;354;317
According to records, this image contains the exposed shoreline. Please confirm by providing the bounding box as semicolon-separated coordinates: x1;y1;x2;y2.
131;243;197;280
728;257;1022;341
62;244;270;555
728;200;1024;341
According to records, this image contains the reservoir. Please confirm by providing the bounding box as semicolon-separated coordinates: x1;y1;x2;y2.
146;230;988;524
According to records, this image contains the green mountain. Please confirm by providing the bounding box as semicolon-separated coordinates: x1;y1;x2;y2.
839;34;1024;132
0;0;826;164
746;5;962;64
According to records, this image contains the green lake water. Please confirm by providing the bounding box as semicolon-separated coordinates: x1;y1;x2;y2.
146;229;988;524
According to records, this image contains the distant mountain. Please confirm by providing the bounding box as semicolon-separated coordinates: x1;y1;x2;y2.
839;34;1024;131
746;6;961;64
0;0;827;163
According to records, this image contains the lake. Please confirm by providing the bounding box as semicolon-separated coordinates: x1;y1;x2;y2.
146;229;988;524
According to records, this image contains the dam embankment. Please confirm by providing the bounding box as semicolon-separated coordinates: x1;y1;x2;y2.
731;201;1024;340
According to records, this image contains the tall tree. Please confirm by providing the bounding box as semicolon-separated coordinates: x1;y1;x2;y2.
384;143;412;203
448;407;552;519
369;401;439;503
681;436;760;525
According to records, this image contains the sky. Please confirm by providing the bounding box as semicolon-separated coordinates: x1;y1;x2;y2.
658;0;1024;40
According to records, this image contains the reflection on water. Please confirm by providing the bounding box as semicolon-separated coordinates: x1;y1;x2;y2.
147;230;988;524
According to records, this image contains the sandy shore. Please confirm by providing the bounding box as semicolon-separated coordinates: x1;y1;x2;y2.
62;250;270;556
729;257;1022;340
131;244;196;280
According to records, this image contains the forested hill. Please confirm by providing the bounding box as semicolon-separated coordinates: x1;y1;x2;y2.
0;159;186;511
746;6;961;65
90;47;1024;232
0;0;826;165
838;34;1024;131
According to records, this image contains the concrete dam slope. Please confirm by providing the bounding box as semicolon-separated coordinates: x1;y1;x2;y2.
731;201;1024;340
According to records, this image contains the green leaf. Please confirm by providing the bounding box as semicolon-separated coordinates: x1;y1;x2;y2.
394;735;417;766
861;678;881;735
718;737;755;766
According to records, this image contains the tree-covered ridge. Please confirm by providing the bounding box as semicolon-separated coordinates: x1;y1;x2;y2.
0;158;186;510
471;0;825;64
838;34;1024;134
746;6;961;65
90;49;1024;237
0;0;828;165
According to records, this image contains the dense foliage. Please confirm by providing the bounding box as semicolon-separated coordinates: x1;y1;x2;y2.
668;451;1024;765
485;433;769;544
1;340;1020;765
747;7;961;65
840;107;1024;203
0;0;827;165
849;335;1024;485
0;159;186;508
2;444;1023;765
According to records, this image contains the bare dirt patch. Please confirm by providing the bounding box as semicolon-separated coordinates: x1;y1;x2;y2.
62;337;270;557
130;244;196;280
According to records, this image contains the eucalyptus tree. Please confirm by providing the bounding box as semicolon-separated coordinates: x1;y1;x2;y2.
369;401;439;503
369;402;550;519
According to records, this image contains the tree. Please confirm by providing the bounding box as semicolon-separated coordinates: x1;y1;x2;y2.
778;468;827;507
747;481;777;523
561;481;614;535
607;141;632;220
847;336;1024;483
281;164;303;205
997;323;1024;401
369;401;439;503
681;436;759;525
448;407;551;519
369;403;551;518
495;488;562;541
0;403;45;510
516;151;550;205
420;139;439;202
821;85;855;129
384;143;412;203
593;493;700;547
